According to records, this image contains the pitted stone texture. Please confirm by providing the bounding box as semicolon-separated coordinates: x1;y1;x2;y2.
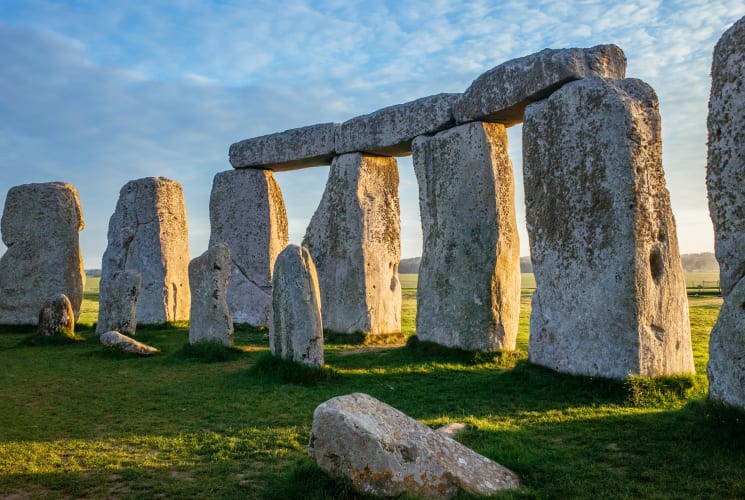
37;294;75;337
209;169;288;326
335;93;460;156
96;270;141;336
189;243;233;347
101;177;190;324
270;244;323;367
308;393;519;498
303;153;401;335
413;122;520;351
707;15;745;298
453;45;627;126
100;330;159;356
523;77;693;380
229;122;338;171
0;182;85;324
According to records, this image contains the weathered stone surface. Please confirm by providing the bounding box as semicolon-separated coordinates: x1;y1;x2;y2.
209;169;288;326
453;45;627;126
436;422;467;439
37;294;74;337
189;243;233;347
413;122;520;351
101;177;190;324
100;330;160;356
96;270;141;336
303;153;401;335
335;93;460;156
308;393;519;498
0;182;85;324
229;122;338;171
523;77;694;379
270;244;323;367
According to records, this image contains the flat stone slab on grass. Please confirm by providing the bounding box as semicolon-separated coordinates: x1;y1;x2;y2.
308;393;519;498
453;44;627;126
229;122;338;171
335;93;460;156
100;330;159;356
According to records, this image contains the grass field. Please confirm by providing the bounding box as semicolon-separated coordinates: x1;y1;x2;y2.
0;276;742;498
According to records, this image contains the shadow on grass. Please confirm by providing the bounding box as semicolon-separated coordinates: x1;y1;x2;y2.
176;340;246;363
17;332;86;346
246;352;339;386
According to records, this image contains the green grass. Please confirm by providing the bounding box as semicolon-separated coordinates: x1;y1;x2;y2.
0;281;742;498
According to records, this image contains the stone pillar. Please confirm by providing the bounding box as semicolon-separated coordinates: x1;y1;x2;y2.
523;77;694;379
209;169;288;327
0;182;85;324
303;153;401;335
96;270;141;336
189;243;233;347
101;177;190;324
412;122;520;351
706;15;745;409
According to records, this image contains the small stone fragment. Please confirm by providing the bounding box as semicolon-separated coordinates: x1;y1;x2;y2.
436;422;467;439
100;330;160;356
308;393;519;498
96;270;141;336
188;243;233;347
37;294;75;337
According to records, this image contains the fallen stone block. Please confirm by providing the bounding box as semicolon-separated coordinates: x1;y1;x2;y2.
37;294;75;337
189;243;233;347
100;330;159;356
96;270;141;336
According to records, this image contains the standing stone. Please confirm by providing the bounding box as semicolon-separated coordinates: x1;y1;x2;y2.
37;294;75;337
270;244;323;368
96;270;141;336
412;122;520;351
0;182;85;324
101;177;190;324
303;153;401;335
523;77;694;379
209;169;288;327
189;243;233;347
706;15;745;409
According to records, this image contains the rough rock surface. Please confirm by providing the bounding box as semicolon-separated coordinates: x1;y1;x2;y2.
303;153;401;335
706;15;745;409
100;330;160;356
37;294;75;337
96;270;141;336
229;122;338;171
308;393;519;498
413;122;520;351
0;182;85;324
189;243;233;347
453;45;627;126
101;177;190;324
335;93;460;156
523;77;694;379
270;244;323;367
209;169;288;326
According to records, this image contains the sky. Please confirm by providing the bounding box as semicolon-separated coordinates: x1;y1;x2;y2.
1;0;744;267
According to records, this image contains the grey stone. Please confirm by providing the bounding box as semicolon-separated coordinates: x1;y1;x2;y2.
96;270;141;336
209;169;288;326
0;182;85;324
188;243;233;347
436;422;467;439
270;244;323;367
308;393;519;498
523;77;694;379
335;93;460;156
413;122;520;351
303;153;401;335
101;177;191;324
37;294;74;337
453;44;627;126
100;330;160;356
229;122;338;171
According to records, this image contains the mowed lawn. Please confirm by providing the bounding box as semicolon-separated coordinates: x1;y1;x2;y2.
0;275;743;499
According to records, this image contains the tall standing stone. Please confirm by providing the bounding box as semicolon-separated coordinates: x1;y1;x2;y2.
524;77;694;379
0;182;85;324
303;153;401;335
189;243;233;347
209;169;288;327
101;177;190;324
96;270;141;336
412;122;520;351
706;15;745;409
270;244;324;367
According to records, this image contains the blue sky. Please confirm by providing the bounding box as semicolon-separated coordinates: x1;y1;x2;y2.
1;0;744;266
